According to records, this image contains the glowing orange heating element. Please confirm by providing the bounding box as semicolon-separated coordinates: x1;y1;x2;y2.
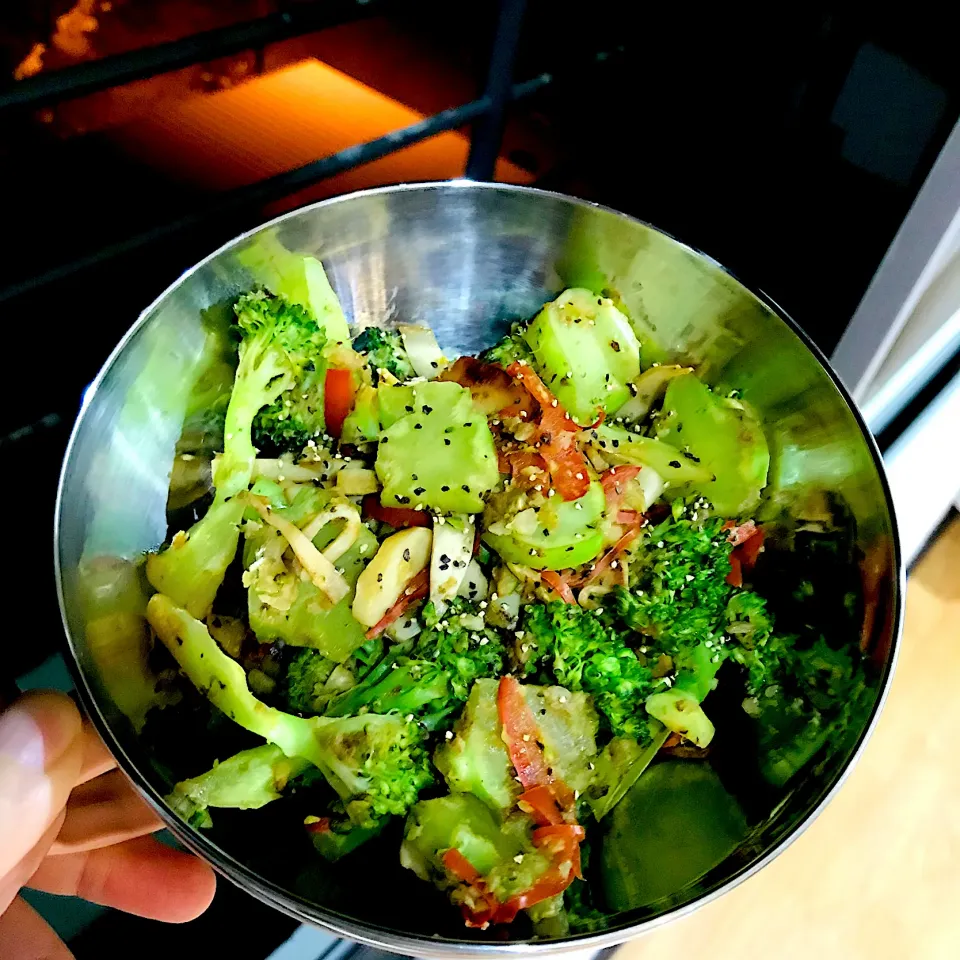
109;59;533;207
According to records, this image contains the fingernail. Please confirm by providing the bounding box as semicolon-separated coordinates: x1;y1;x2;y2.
0;691;82;773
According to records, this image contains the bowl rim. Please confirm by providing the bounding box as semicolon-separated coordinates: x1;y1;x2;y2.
54;179;904;957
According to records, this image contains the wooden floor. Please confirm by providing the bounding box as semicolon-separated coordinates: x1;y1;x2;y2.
621;517;960;960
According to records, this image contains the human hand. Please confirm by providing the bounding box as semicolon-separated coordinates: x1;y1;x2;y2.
0;690;216;959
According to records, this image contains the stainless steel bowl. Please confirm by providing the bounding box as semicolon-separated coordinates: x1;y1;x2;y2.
55;182;902;956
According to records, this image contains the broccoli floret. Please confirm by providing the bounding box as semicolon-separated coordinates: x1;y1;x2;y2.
612;513;734;657
318;603;507;731
236;291;328;453
352;327;415;382
147;290;325;618
415;599;508;701
284;648;338;714
724;591;794;695
325;653;453;729
524;602;655;742
315;712;433;825
166;744;312;828
146;594;432;826
479;322;535;368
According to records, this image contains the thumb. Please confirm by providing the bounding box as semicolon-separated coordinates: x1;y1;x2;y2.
0;692;84;894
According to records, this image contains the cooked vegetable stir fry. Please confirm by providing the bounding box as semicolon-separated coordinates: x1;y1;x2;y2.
130;253;872;934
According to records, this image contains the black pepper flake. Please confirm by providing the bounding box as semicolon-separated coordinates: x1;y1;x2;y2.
444;438;451;446
176;637;183;646
682;451;701;462
430;361;439;368
440;554;451;563
669;460;682;468
403;548;411;562
543;529;551;537
612;439;620;448
464;422;473;428
396;495;411;504
565;545;575;552
610;340;621;352
413;486;426;495
377;573;383;583
422;405;433;414
461;485;470;493
441;485;450;492
439;563;450;572
405;405;414;413
414;423;423;430
597;298;603;305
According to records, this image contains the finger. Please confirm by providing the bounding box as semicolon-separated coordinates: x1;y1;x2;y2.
29;835;216;922
0;812;66;917
0;896;74;960
76;723;115;786
0;692;84;876
50;770;164;855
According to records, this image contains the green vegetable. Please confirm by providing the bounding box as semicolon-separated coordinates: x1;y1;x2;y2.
147;290;327;617
434;679;518;815
244;487;378;661
340;384;380;444
434;678;598;815
401;793;552;902
376;382;415;428
483;481;605;570
590;424;713;486
283;639;386;715
238;235;350;343
480;322;536;368
325;653;451;724
241;294;329;453
645;688;715;747
524;602;655;742
284;648;338;714
656;373;769;516
375;381;499;514
416;599;508;701
611;512;735;658
352;327;415;382
523;288;641;424
146;595;432;826
310;816;389;862
166;744;311;828
602;761;746;909
584;730;668;821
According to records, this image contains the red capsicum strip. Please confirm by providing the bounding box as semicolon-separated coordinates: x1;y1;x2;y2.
364;568;430;639
540;570;576;604
496;677;577;813
505;362;590;501
517;785;566;826
361;495;431;529
323;368;355;439
722;521;764;586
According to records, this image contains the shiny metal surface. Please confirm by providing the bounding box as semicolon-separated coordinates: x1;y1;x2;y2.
55;182;902;957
